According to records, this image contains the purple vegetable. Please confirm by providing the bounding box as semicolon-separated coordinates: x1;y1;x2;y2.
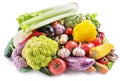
11;43;25;60
13;56;28;70
65;57;95;71
55;24;65;35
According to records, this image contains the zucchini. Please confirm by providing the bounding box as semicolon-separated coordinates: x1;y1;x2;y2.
4;38;14;58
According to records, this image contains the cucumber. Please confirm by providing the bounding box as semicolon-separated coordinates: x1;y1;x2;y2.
4;38;14;58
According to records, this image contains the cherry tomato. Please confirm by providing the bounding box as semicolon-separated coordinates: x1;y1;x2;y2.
99;57;109;65
81;42;95;56
92;37;102;46
98;32;105;40
49;58;66;75
52;21;60;27
65;41;78;52
65;27;73;35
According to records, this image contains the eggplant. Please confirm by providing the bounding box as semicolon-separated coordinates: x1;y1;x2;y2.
36;25;55;38
65;57;95;71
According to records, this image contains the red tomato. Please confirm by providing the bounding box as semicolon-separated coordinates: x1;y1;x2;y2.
52;21;60;27
65;41;78;52
65;27;73;35
92;38;102;46
81;42;95;56
98;32;105;40
49;58;66;75
99;57;109;65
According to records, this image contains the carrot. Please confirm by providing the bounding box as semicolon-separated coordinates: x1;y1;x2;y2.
87;66;96;72
95;62;109;74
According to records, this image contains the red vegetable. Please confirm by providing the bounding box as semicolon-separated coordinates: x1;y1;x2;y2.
20;30;44;44
92;37;102;46
65;27;73;35
99;57;109;65
65;41;78;52
52;21;60;27
49;58;66;75
81;42;95;56
98;32;105;40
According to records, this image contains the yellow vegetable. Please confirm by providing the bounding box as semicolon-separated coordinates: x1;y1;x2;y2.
72;20;97;42
90;43;114;59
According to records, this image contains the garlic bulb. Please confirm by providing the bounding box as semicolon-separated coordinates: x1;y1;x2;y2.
59;34;68;44
55;34;68;45
72;43;85;57
58;47;70;58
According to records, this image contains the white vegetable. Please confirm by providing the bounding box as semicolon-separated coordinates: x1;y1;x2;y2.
13;30;31;47
59;34;68;44
72;43;85;57
58;47;70;58
55;34;68;44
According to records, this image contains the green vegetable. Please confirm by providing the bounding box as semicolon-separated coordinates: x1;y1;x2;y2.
40;67;52;76
4;38;14;58
64;13;100;28
17;8;50;24
22;35;59;70
86;13;100;28
64;14;86;27
18;27;21;31
17;3;78;32
20;66;32;72
107;61;114;70
102;37;109;44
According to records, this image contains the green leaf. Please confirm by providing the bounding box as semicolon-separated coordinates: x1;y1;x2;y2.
40;67;52;76
107;61;114;70
20;67;32;72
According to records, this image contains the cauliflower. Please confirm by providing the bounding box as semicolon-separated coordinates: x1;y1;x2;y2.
13;30;31;47
22;35;59;70
13;56;28;70
11;43;25;60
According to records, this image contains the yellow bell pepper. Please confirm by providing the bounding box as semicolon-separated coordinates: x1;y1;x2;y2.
72;20;97;42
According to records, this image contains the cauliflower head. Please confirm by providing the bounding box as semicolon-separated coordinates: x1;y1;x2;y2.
22;35;58;70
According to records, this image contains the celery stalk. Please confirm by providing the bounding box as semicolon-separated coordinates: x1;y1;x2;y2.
20;3;78;31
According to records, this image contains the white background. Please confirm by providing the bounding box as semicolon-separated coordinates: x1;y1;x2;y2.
0;0;120;81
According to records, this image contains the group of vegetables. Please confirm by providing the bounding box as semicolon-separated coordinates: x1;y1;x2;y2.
4;3;118;76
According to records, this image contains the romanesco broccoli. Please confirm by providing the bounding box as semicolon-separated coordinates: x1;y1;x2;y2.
22;35;58;70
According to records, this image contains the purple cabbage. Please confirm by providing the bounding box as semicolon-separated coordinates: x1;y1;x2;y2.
13;56;28;70
65;57;95;71
11;43;25;60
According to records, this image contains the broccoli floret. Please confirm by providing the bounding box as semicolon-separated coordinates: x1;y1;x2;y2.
22;35;58;70
64;14;86;28
64;13;100;28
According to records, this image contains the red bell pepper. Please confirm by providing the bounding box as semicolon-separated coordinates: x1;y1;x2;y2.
20;30;44;44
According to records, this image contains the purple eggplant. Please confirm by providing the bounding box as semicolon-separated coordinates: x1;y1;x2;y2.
65;57;95;71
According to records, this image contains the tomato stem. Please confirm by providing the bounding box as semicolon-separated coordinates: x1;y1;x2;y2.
55;63;59;68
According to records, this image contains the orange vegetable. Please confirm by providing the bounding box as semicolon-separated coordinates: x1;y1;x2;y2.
87;66;96;72
95;62;109;74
